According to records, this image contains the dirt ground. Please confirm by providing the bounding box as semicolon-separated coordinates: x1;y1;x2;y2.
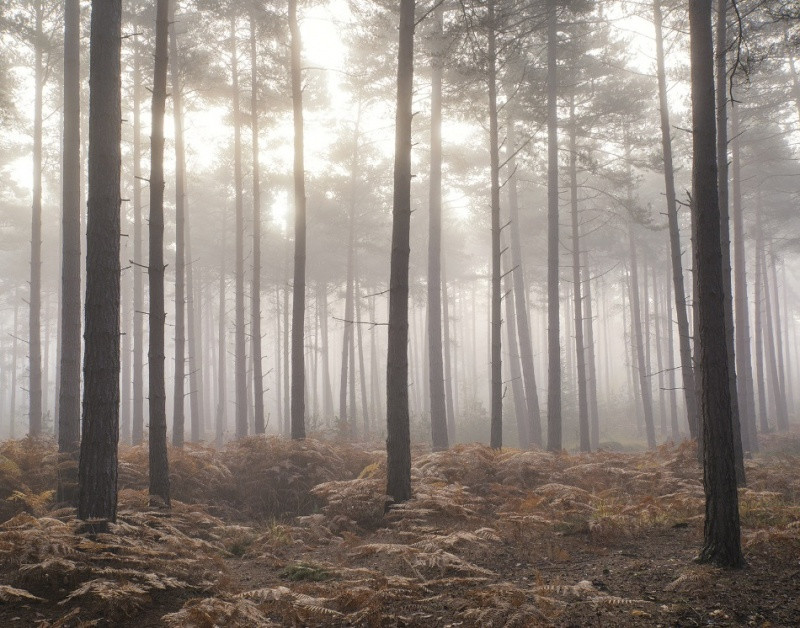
0;435;798;627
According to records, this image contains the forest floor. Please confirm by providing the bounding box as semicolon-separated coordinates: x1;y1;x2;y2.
0;432;798;627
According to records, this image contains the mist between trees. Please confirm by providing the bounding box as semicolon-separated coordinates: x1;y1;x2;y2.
1;0;799;573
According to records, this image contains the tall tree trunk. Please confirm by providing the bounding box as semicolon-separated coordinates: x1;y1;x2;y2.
288;0;307;439
730;104;757;451
768;248;789;431
231;17;248;440
217;241;227;447
283;277;290;435
250;12;266;435
29;0;44;437
319;283;334;421
10;294;19;439
569;97;589;452
507;117;542;447
689;0;743;567
427;3;448;451
665;262;680;439
78;0;123;521
628;224;657;449
340;238;355;429
186;231;204;443
487;0;502;449
355;260;370;436
503;234;529;448
58;0;82;504
753;225;769;434
147;0;171;509
653;0;699;439
386;0;415;504
441;260;456;442
170;1;186;448
716;0;745;483
132;30;145;447
274;284;282;434
582;250;600;449
546;0;562;451
652;265;666;436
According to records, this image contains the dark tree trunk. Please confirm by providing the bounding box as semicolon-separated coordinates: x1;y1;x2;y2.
716;0;745;483
288;0;307;440
57;0;82;505
427;4;448;451
170;2;186;448
507;117;542;447
29;0;44;437
10;294;19;438
283;276;290;435
386;0;415;504
78;0;123;521
250;12;265;435
569;98;589;453
689;0;743;568
487;0;502;450
231;17;248;440
546;0;562;452
147;0;171;509
628;223;657;449
653;0;699;439
768;248;789;431
132;31;145;447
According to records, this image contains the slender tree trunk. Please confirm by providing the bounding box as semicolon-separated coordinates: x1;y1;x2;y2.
340;239;355;429
487;0;502;449
132;31;145;447
288;0;307;439
569;98;589;452
629;224;657;449
427;4;448;451
652;265;667;436
507;117;542;447
768;248;789;431
546;0;562;451
319;283;334;421
274;284;282;434
283;277;290;435
441;260;456;443
582;250;600;449
731;105;758;452
217;244;227;447
250;12;265;435
230;17;248;440
10;294;19;439
716;0;745;483
121;265;131;444
355;260;370;436
58;0;82;504
753;226;769;434
186;236;204;442
386;0;415;504
665;262;680;439
503;234;529;448
78;0;123;521
348;288;358;437
170;1;186;448
653;0;699;439
29;0;44;437
147;0;171;508
689;0;743;567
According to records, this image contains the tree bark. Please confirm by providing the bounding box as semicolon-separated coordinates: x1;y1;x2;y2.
250;12;265;435
132;29;145;447
318;283;333;422
57;0;82;504
29;0;44;437
768;247;789;431
582;250;600;449
147;0;171;509
355;259;370;436
503;234;529;448
441;260;456;442
170;1;186;448
689;0;743;568
652;264;666;436
487;0;502;450
569;97;589;452
288;0;307;439
546;0;562;451
231;17;248;440
386;0;415;504
665;262;680;439
78;0;123;521
427;4;448;451
653;0;699;439
216;228;227;447
760;240;788;431
716;0;745;483
753;222;769;434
